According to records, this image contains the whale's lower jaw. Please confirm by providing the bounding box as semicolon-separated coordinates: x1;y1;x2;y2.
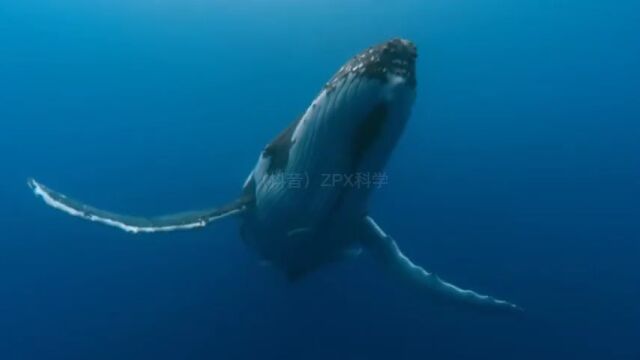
253;74;415;223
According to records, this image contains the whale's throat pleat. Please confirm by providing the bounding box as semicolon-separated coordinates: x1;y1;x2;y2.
351;102;388;169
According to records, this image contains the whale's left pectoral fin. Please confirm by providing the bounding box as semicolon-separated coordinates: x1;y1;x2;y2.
28;178;250;234
360;216;521;313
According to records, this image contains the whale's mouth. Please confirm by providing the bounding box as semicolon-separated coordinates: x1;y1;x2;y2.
364;38;417;85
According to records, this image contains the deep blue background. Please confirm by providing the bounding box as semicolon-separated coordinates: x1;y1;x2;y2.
1;0;639;359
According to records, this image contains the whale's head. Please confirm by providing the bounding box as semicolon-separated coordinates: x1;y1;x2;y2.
252;39;418;233
290;38;418;175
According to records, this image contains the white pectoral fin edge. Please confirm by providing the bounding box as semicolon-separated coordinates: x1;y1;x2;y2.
362;216;521;312
28;178;246;234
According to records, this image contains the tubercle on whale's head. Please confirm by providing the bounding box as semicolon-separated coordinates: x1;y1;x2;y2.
327;38;417;90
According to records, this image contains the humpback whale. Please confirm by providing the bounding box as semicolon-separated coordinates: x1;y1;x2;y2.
29;39;519;312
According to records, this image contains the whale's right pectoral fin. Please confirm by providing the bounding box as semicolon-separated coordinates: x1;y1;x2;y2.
28;178;250;234
360;216;521;313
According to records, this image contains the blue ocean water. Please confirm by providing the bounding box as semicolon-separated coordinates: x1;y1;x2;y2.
1;0;639;359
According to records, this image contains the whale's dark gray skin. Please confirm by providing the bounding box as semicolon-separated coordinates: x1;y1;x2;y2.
29;39;520;312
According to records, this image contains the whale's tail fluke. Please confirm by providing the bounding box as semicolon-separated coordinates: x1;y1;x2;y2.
360;216;521;313
27;178;249;234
